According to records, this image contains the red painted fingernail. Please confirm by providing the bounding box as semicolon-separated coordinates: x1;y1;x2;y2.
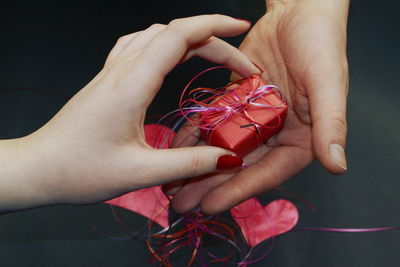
234;18;252;24
217;155;243;170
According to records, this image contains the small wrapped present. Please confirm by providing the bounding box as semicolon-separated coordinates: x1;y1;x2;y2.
199;75;287;157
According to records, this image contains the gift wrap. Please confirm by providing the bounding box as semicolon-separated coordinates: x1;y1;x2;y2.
199;75;288;157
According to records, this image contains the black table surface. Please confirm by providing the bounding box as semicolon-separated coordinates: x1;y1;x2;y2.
0;1;399;266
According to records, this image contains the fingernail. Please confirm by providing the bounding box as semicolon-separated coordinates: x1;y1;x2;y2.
234;18;252;24
329;144;347;171
217;155;243;170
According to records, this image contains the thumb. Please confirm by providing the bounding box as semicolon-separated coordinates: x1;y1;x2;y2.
144;146;243;184
308;60;349;174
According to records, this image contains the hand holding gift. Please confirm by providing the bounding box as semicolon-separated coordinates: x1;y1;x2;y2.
171;0;350;214
0;15;260;213
197;75;287;157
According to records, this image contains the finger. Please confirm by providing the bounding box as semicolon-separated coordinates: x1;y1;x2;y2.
162;129;202;196
163;78;247;196
181;36;260;78
171;121;201;149
162;123;202;195
124;15;252;107
170;80;241;149
164;80;243;196
171;143;271;213
141;15;252;77
171;172;234;213
164;140;208;197
140;146;243;187
200;146;313;214
231;61;264;82
307;57;349;174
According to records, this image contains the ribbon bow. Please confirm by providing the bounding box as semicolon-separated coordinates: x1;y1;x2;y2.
178;68;286;132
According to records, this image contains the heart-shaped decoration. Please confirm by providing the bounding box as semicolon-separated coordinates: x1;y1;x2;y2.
106;186;170;228
231;198;299;247
105;124;175;228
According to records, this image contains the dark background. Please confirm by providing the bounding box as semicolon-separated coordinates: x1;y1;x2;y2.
0;0;399;266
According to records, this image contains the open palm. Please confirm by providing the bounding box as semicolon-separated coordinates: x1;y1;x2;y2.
171;0;350;214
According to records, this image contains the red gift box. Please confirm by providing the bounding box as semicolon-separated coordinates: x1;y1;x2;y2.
199;75;288;157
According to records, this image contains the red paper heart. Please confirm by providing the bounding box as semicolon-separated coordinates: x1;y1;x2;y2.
231;198;298;247
106;186;170;228
105;124;175;228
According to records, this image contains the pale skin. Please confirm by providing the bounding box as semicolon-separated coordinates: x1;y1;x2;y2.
1;0;350;215
0;15;260;213
170;0;350;214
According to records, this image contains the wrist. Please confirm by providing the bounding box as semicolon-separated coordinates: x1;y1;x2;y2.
0;137;52;213
269;0;350;18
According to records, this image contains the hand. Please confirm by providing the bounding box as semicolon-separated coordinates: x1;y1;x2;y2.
0;15;260;212
170;0;350;214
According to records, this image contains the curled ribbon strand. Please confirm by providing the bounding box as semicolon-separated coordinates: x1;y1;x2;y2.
178;66;286;132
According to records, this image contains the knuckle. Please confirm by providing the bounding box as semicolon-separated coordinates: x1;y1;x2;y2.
148;23;166;31
229;180;246;203
116;34;130;45
337;57;349;79
330;109;348;136
254;160;281;189
168;18;184;29
166;20;188;43
340;57;349;72
314;109;348;140
344;79;349;97
208;13;225;20
185;154;203;178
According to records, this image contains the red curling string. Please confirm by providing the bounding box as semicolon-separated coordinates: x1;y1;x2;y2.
147;67;291;266
142;70;254;265
146;210;243;266
295;226;400;233
9;82;400;266
177;66;285;133
109;65;400;266
274;187;316;211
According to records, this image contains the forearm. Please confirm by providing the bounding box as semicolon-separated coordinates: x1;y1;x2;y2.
0;138;49;213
